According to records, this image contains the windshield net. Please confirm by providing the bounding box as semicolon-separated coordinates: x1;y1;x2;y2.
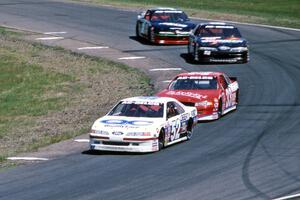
151;11;188;22
108;102;164;118
169;77;218;90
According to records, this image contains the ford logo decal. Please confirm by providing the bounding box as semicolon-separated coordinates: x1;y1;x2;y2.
112;132;123;136
219;46;230;51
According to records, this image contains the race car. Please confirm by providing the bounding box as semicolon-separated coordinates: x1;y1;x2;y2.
187;22;249;63
136;7;196;44
89;96;197;153
157;72;239;121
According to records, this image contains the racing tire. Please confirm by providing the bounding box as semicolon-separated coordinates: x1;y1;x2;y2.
135;23;140;39
217;99;223;119
158;129;165;151
147;27;154;44
241;51;249;63
186;119;194;140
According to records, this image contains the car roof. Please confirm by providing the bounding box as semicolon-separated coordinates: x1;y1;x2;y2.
150;7;183;12
175;71;223;77
121;96;177;104
200;22;236;28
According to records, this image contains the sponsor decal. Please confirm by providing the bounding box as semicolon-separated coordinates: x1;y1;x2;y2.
159;22;188;28
100;120;153;126
166;91;207;100
201;39;243;44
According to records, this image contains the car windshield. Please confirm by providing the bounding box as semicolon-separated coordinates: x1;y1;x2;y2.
197;26;242;38
169;76;218;90
108;101;164;118
151;11;188;22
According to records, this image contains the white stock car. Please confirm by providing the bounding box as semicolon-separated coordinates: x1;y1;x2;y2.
89;96;197;153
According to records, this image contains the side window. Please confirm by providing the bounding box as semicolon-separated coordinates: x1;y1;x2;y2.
173;102;185;114
194;25;201;36
144;10;151;20
167;102;180;119
219;75;229;89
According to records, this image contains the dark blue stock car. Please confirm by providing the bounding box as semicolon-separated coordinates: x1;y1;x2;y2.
136;8;196;45
187;22;249;63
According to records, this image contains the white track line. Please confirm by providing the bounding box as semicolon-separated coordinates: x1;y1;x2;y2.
74;139;89;143
118;56;145;60
149;68;182;71
35;37;64;40
77;46;109;50
44;31;67;35
273;193;300;200
191;17;300;32
7;157;49;161
162;80;172;83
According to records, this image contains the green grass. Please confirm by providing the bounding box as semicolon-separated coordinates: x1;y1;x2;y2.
75;0;300;28
0;27;152;168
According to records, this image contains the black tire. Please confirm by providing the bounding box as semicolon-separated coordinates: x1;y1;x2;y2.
135;23;140;39
241;51;249;63
186;119;194;140
147;27;153;43
158;129;165;151
218;100;223;118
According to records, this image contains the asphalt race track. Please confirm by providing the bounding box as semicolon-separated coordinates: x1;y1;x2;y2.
1;1;300;199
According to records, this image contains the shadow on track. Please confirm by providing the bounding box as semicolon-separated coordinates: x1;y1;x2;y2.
82;149;153;156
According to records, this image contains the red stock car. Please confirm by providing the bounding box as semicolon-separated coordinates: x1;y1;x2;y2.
157;72;239;121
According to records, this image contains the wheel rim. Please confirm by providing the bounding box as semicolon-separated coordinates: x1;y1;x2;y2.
158;131;164;150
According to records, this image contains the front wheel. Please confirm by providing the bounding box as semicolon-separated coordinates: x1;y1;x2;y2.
218;100;223;119
135;23;140;39
158;129;165;151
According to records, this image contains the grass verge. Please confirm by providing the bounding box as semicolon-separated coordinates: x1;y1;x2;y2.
73;0;300;29
0;27;152;168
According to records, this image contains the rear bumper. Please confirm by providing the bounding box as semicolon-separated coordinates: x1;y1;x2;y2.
197;113;219;121
154;34;189;45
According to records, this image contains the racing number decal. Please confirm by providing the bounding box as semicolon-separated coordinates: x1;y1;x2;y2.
225;87;231;108
169;119;181;142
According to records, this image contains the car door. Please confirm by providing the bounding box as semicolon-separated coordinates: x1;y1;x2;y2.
165;102;183;144
188;24;199;54
219;75;234;110
138;10;151;36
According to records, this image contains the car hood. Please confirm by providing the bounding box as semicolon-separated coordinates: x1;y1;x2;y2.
92;116;163;132
157;89;220;103
197;37;247;47
152;21;195;32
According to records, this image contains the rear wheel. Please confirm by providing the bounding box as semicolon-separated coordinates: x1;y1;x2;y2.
218;100;223;118
158;129;165;151
135;23;140;39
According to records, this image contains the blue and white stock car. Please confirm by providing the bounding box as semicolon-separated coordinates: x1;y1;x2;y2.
89;96;197;152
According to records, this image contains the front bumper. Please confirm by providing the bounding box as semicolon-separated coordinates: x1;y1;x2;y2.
89;137;159;153
196;50;248;63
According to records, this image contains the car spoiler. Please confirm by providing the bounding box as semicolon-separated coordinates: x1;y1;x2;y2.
229;77;237;82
